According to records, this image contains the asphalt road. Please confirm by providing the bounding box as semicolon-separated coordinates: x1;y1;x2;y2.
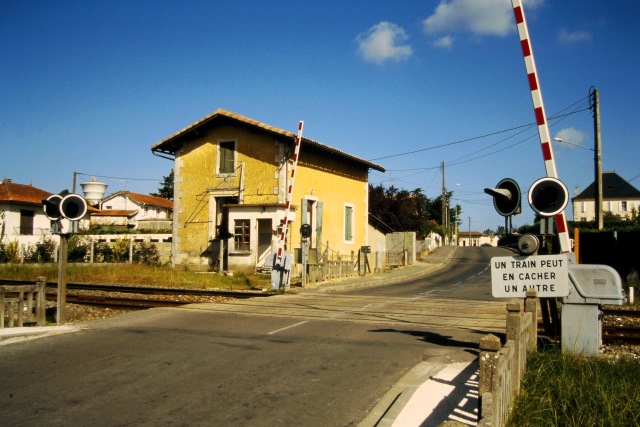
343;246;514;300
0;246;509;426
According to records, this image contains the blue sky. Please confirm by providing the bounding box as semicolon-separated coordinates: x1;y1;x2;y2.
1;0;638;233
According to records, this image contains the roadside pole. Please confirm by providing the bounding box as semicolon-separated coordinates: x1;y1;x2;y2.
57;233;68;324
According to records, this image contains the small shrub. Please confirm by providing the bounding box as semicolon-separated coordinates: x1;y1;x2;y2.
68;235;91;262
133;241;160;265
95;242;114;263
25;237;56;263
112;238;131;262
2;240;20;263
0;242;7;263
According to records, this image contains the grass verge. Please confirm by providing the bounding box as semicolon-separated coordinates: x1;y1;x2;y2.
0;263;271;291
508;349;640;427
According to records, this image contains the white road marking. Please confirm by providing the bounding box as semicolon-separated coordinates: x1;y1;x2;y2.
267;320;309;335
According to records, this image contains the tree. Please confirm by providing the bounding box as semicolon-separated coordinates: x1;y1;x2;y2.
151;169;174;201
368;184;451;238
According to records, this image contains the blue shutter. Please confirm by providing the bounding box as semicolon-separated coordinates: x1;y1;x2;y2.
345;206;353;241
316;201;323;249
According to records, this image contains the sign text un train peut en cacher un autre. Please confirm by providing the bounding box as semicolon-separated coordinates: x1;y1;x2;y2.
490;254;569;298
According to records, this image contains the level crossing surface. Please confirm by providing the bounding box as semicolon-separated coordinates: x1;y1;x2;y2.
0;246;509;426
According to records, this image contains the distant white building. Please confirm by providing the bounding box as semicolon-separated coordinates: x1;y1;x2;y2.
572;172;640;222
0;178;53;244
458;231;496;247
97;191;173;230
0;179;98;247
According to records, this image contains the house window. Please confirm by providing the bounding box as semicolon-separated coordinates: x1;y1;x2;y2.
20;210;35;235
344;204;354;243
581;202;586;213
234;219;250;251
621;201;628;211
218;140;236;174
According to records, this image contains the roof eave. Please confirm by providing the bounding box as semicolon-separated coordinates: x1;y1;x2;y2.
150;109;386;173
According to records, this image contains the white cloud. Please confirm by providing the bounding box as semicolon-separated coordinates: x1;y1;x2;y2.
433;35;455;49
356;22;413;64
558;29;592;43
554;127;589;150
423;0;545;38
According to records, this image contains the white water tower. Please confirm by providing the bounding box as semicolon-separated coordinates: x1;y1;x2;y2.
80;177;108;207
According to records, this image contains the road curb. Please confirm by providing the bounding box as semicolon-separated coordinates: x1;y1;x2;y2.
0;325;79;345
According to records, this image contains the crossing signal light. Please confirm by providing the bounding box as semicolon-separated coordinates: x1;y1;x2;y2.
60;194;87;221
42;193;87;221
528;177;569;217
484;178;521;217
42;194;63;220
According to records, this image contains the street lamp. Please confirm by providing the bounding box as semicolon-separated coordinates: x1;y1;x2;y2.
468;216;471;247
553;136;603;229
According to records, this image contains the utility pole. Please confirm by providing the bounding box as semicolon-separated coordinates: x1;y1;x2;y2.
441;161;446;244
591;87;603;230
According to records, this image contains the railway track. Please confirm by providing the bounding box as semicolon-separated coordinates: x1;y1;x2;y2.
1;279;272;299
53;293;187;309
4;279;640;345
2;279;273;311
602;307;640;345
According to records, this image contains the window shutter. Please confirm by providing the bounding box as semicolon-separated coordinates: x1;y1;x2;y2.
219;141;235;174
301;199;308;224
316;201;323;249
345;206;353;241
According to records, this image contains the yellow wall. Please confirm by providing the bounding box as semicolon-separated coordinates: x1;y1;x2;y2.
174;124;282;267
173;120;371;269
292;149;369;259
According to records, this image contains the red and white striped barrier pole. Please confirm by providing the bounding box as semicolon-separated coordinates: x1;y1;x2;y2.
512;0;572;254
275;120;304;265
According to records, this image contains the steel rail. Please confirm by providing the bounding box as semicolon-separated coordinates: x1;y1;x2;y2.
44;293;187;309
1;279;272;299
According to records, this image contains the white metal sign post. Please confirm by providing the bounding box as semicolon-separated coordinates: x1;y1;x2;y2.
491;254;569;298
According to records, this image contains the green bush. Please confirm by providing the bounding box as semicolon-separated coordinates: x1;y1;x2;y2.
2;240;20;263
133;241;160;265
68;235;91;262
0;242;7;263
94;238;131;263
112;238;130;262
25;237;56;263
94;242;114;263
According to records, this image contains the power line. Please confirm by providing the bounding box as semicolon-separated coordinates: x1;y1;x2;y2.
369;121;535;161
75;172;161;182
368;98;591;163
628;171;640;183
379;104;591;173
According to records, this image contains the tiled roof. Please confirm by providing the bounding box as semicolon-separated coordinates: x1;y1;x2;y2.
102;191;173;209
573;172;640;200
0;179;52;206
151;109;386;173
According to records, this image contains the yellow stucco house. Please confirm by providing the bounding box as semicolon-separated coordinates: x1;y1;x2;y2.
151;109;385;272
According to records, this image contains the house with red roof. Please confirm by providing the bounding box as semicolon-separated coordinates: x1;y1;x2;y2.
0;178;53;243
98;191;173;231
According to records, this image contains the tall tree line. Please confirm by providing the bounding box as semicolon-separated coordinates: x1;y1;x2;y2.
368;184;458;238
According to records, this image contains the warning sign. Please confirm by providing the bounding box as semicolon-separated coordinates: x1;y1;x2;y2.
491;254;569;298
